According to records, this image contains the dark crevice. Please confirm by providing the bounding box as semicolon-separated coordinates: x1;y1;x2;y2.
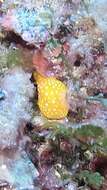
74;59;81;67
74;54;83;67
2;31;36;50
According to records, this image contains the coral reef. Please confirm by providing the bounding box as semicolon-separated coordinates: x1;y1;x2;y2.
0;0;107;190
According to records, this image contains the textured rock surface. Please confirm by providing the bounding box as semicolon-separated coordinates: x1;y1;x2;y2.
0;0;107;190
1;0;67;44
0;151;39;190
89;0;107;32
0;67;34;149
0;67;39;189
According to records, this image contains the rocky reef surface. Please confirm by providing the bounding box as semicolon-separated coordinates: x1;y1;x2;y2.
0;68;39;189
0;0;107;190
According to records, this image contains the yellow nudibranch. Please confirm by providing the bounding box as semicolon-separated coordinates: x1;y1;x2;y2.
33;72;69;119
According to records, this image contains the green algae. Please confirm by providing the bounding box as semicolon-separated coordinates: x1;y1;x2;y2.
7;49;23;68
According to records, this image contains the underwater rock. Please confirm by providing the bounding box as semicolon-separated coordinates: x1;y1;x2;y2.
38;167;63;190
0;1;107;189
33;50;51;77
66;182;77;190
0;89;5;100
1;0;67;44
0;67;34;149
88;0;107;52
0;43;10;75
0;67;39;189
0;150;39;190
89;0;107;34
33;46;64;77
0;43;30;75
1;5;53;43
0;0;82;44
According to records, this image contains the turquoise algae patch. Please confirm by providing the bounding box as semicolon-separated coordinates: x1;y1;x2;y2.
2;5;53;43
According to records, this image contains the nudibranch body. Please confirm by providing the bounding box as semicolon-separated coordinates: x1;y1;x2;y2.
33;72;69;119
